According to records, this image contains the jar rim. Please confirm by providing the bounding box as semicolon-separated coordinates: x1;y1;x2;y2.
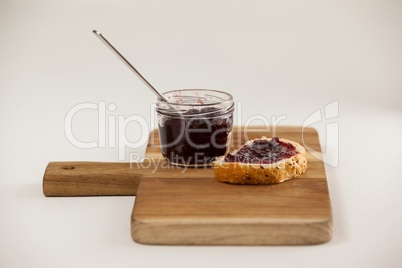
158;89;233;107
156;102;235;118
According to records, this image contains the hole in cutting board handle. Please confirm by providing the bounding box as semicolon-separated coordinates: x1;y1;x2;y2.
62;166;75;170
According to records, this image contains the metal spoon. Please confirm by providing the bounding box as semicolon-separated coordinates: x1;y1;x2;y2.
92;30;169;103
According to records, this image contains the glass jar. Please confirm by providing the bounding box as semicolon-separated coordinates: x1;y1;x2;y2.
156;89;234;167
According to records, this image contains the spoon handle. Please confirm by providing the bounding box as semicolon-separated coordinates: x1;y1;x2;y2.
93;30;168;102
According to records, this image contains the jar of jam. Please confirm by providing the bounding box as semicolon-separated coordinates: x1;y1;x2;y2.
156;89;234;167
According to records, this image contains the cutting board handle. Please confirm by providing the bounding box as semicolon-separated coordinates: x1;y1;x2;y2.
43;162;142;196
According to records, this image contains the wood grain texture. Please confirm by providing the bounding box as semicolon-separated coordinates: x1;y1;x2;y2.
42;126;332;245
131;126;333;245
43;162;141;196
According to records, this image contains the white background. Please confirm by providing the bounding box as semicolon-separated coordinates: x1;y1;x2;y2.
1;0;402;267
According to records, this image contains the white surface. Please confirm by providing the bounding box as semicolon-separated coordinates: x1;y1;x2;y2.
1;0;402;267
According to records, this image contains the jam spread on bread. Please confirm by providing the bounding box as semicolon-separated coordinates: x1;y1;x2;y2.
224;137;298;164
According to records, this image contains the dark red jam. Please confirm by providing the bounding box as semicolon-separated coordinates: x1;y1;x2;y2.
224;137;298;164
158;107;233;166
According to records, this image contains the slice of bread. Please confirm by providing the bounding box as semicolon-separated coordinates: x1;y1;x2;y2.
213;136;307;184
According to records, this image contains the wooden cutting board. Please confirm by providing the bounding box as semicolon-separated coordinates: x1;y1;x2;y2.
43;126;332;245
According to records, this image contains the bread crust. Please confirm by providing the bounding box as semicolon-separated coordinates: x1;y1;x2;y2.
213;137;307;184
